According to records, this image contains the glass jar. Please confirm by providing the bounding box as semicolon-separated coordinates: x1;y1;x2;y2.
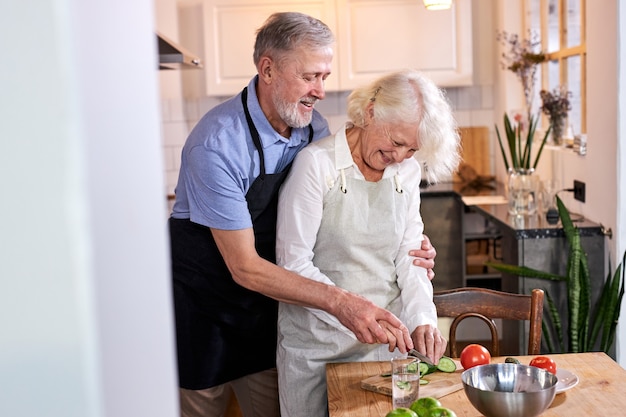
507;168;539;216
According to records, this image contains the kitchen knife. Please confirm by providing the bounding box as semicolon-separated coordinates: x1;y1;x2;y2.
408;349;435;366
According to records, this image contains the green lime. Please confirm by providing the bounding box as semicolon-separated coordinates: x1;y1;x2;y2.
385;407;419;417
409;397;441;417
424;406;457;417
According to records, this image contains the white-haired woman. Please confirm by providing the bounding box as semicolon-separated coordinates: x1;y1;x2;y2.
275;69;461;417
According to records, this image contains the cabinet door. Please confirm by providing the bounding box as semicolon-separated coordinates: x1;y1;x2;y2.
335;0;473;89
180;0;339;97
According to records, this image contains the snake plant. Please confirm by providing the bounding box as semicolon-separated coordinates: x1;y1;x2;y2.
486;196;625;354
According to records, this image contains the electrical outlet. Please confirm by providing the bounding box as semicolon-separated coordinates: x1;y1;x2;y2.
574;180;586;202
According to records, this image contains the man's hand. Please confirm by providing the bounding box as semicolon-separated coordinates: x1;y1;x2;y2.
409;234;437;280
378;320;413;353
410;325;447;365
332;290;413;350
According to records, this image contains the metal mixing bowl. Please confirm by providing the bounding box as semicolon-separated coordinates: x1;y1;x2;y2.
461;363;558;417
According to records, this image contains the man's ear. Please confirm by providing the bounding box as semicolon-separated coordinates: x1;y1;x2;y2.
258;57;273;84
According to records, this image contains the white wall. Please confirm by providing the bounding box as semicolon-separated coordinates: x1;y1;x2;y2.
0;0;179;416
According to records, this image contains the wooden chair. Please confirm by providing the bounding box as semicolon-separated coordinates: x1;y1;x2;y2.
433;287;544;357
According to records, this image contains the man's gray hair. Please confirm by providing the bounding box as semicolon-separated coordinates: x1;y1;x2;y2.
253;12;335;67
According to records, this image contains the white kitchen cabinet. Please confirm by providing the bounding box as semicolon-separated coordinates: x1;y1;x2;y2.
335;0;473;89
178;0;473;97
178;0;339;97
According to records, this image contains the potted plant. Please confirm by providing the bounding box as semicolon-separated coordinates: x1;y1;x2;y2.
496;31;550;215
540;86;572;146
486;196;625;355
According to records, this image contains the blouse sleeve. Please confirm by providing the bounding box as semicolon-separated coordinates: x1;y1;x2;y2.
394;163;438;333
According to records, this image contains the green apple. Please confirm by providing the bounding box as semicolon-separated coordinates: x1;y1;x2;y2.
424;406;457;417
410;397;442;417
385;407;418;417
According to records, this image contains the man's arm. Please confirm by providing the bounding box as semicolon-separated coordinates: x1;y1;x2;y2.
211;227;414;350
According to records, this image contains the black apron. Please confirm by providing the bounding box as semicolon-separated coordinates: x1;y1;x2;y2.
169;87;313;389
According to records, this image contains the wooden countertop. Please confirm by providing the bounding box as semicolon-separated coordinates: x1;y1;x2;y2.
326;352;626;416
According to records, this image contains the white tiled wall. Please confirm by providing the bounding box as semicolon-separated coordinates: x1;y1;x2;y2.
161;86;496;201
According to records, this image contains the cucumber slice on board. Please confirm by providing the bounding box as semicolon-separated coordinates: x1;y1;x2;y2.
418;362;438;376
436;357;457;373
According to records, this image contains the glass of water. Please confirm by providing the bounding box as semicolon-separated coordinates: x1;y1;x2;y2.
391;356;420;409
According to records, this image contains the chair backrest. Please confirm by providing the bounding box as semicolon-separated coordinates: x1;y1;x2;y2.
433;287;544;357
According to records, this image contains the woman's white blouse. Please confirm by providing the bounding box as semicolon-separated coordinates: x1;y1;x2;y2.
275;124;437;337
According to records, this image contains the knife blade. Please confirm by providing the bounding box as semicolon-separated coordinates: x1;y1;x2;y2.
408;349;434;366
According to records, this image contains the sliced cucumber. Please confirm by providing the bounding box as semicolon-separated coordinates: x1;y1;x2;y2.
418;362;438;376
436;356;457;373
505;357;521;364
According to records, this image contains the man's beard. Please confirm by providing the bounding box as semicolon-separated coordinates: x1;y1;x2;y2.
272;91;315;128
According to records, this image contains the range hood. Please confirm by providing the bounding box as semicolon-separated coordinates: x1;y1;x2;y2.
157;31;203;70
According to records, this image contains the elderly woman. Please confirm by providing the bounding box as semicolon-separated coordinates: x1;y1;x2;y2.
275;69;461;417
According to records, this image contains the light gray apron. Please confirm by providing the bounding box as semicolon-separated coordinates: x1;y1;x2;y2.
277;171;408;417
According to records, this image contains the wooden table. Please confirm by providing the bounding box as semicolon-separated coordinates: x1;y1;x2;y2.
326;352;626;416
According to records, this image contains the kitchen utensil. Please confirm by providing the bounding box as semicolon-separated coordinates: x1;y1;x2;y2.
462;363;557;417
408;349;434;366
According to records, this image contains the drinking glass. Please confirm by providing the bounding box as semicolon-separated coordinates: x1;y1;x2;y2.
539;180;559;215
391;356;420;409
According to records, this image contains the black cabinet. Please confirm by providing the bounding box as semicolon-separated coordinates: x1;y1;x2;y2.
420;191;464;291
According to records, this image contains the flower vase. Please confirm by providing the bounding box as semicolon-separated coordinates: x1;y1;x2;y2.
550;118;566;146
507;169;539;216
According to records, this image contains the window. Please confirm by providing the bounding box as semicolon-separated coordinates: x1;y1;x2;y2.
525;0;586;136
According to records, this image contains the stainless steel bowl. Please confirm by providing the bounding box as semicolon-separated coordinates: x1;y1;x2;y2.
461;363;558;417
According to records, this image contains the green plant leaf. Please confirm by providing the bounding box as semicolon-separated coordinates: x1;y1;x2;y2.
601;259;625;351
541;320;555;353
543;290;564;352
532;125;551;169
577;255;591;350
495;124;510;171
503;114;518;168
566;233;581;352
588;264;613;350
485;262;566;281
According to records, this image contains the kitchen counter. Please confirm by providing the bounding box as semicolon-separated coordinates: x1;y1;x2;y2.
420;181;604;238
420;181;607;355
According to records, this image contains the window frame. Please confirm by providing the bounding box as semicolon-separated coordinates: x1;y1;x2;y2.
525;0;587;135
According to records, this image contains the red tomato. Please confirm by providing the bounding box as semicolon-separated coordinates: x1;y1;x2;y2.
529;356;557;374
460;344;491;369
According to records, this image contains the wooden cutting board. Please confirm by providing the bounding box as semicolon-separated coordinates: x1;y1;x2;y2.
361;361;464;399
454;126;491;181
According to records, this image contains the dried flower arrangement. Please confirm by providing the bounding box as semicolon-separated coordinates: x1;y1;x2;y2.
497;30;546;111
540;86;572;144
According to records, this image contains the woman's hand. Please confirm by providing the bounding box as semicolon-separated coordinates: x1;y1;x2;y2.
410;324;447;365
